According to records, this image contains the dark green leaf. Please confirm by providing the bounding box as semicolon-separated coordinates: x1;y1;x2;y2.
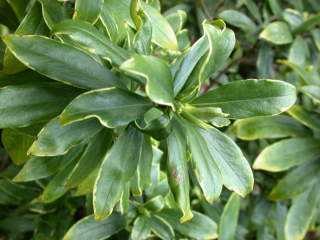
3;35;122;90
0;83;82;128
93;126;143;220
29;118;102;156
60;88;152;128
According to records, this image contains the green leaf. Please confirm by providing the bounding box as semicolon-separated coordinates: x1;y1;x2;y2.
287;105;320;130
179;20;235;98
191;79;296;119
199;127;254;197
133;18;153;55
166;10;187;33
219;193;241;240
269;159;320;200
29;118;102;156
60;88;152;128
131;216;151;240
3;2;49;74
63;213;125;240
39;0;70;30
40;146;83;203
3;35;122;90
183;121;222;202
173;35;208;95
2;129;34;165
277;60;319;85
150;216;175;240
288;36;309;67
254;138;320;172
73;0;103;23
0;83;82;128
53;19;131;67
135;109;172;140
137;135;153;190
14;146;83;182
257;44;275;79
103;0;134;27
234;115;308;140
120;55;174;107
141;2;177;50
182;105;228;121
300;85;320;103
260;21;293;45
0;179;39;203
99;2;127;44
167;119;192;222
285;184;320;240
93;127;143;220
293;13;320;34
156;208;218;240
66;129;112;188
218;10;257;33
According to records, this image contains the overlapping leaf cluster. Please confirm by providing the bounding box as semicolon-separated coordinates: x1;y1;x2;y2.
0;0;317;239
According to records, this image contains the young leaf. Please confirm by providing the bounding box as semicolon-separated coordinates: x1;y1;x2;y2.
3;35;122;90
260;21;293;45
167;119;192;222
93;127;143;220
0;83;82;128
141;2;177;50
219;193;241;240
254;138;320;172
191;79;296;119
173;35;208;95
234;115;308;140
179;20;235;97
73;0;103;23
60;88;152;128
120;55;174;107
29;118;102;156
63;213;125;240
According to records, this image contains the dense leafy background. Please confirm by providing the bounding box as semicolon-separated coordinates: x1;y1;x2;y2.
0;0;319;239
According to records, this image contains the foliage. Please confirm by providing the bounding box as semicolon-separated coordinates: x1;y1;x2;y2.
0;0;319;239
